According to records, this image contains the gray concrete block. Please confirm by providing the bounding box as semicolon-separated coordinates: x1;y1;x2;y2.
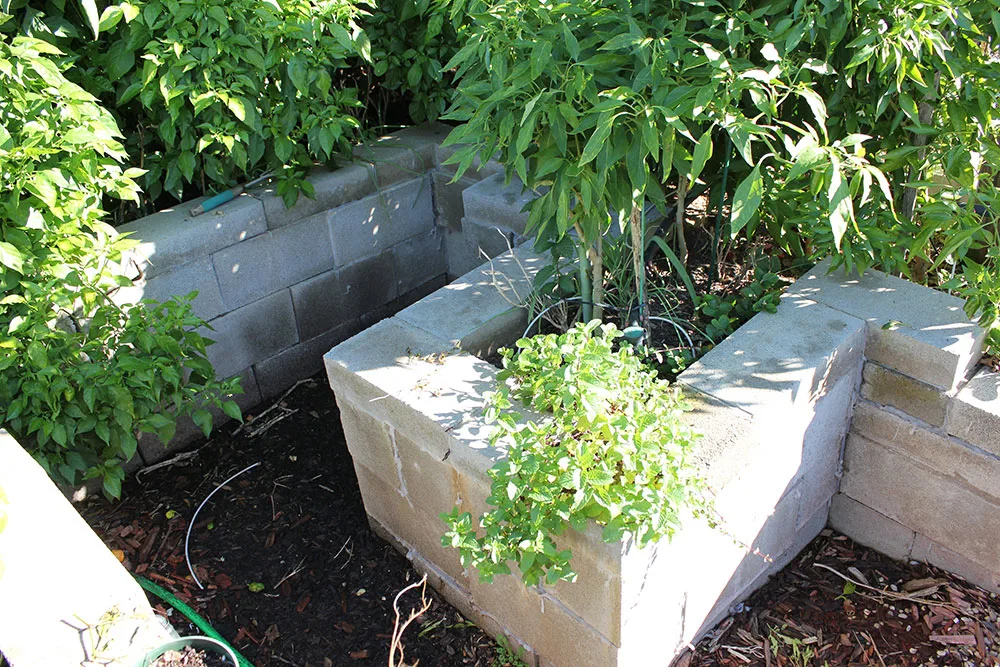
254;322;363;400
461;218;524;264
461;173;535;235
393;428;457;516
860;362;948;426
852;399;1000;502
946;366;1000;456
911;533;1000;594
840;432;1000;571
432;171;476;232
116;256;225;321
392;229;447;296
784;257;986;391
255;163;378;231
396;243;547;356
443;228;482;280
120;194;266;279
205;290;299;379
211;232;279;311
337;397;397;489
394;275;449;313
353;131;437;187
434;142;505;179
329;177;434;267
290;250;397;341
269;211;337;285
829;493;915;560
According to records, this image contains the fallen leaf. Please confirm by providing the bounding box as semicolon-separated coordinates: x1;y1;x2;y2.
112;549;125;562
349;649;370;659
929;634;976;645
296;596;310;613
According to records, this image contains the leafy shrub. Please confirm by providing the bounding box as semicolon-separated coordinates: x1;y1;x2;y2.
79;0;372;205
441;321;709;585
0;34;240;497
697;272;782;344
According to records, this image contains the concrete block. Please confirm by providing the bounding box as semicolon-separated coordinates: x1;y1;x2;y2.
115;256;225;321
290;250;397;341
255;163;378;231
851;399;1000;502
860;362;948;426
394;274;449;312
354;461;467;582
444;227;483;279
120;194;266;279
432;171;476;231
254;322;363;399
461;217;524;264
205;289;299;379
829;493;915;560
0;431;171;667
353;130;437;186
841;432;1000;572
392;229;447;296
269;211;337;284
329;177;435;267
947;366;1000;456
784;257;985;390
325;317;496;459
396;243;547;356
795;373;856;524
211;232;280;311
462;173;535;235
393;428;457;516
337;398;397;489
138;367;261;463
910;534;1000;594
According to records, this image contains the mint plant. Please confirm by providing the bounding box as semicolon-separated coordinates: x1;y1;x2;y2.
442;321;709;586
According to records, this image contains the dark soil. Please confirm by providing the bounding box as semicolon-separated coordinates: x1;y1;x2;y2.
151;646;232;667
80;375;504;667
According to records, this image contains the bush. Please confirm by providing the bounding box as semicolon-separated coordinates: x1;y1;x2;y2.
442;321;709;585
0;34;240;498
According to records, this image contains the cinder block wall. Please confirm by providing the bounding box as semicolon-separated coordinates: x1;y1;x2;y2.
116;123;504;465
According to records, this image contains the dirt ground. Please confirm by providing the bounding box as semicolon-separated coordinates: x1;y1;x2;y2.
80;375;999;667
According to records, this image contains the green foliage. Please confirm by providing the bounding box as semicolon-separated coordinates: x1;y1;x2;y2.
0;486;7;580
442;321;708;586
697;272;782;343
0;34;240;498
80;0;370;205
491;635;529;667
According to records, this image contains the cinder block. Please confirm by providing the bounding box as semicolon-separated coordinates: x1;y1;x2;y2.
434;143;505;179
205;289;299;379
946;367;1000;456
116;256;225;321
860;362;948;426
829;493;915;560
254;322;363;399
784;257;985;391
269;211;337;284
353;132;437;186
393;428;457;516
394;275;449;312
461;217;523;264
432;171;476;231
386;175;435;235
852;399;1000;502
392;229;447;296
910;534;1000;594
841;432;1000;571
461;173;535;235
337;399;397;489
396;243;547;356
255;163;378;231
211;233;279;311
290;250;396;341
443;227;482;279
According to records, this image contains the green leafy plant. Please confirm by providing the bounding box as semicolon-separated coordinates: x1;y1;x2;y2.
697;272;782;343
0;34;240;497
491;635;529;667
442;321;709;586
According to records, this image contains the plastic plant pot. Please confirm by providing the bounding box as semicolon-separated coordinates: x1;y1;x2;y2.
140;636;239;667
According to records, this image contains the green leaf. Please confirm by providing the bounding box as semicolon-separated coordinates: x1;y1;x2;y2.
827;165;853;251
0;242;24;274
579;115;613;166
222;401;243;422
192;409;213;437
79;0;100;38
729;163;764;239
689;128;713;184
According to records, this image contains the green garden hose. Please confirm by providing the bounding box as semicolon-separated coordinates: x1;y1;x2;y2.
135;575;255;667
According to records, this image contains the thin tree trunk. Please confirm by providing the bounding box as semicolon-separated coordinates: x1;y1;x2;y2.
675;176;689;266
590;233;604;322
629;205;644;321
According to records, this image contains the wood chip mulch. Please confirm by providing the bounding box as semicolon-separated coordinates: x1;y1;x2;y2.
687;530;999;667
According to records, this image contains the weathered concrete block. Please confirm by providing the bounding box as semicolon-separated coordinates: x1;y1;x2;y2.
841;432;1000;572
851;399;1000;502
211;232;280;311
205;289;299;379
255;163;378;231
394;274;449;313
462;173;535;235
860;362;948;426
353;129;438;186
946;366;1000;456
392;229;447;296
432;171;477;232
911;534;1000;594
0;431;171;667
337;399;397;489
254;321;363;400
269;211;337;284
393;428;457;517
461;217;525;264
443;227;482;279
120;194;266;279
397;242;546;356
329;177;434;267
784;257;985;391
829;493;916;560
290;250;397;341
116;256;225;321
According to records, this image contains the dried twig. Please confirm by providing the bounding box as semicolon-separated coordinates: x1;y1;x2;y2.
813;563;956;609
136;445;207;481
273;558;307;590
233;378;313;437
389;574;432;667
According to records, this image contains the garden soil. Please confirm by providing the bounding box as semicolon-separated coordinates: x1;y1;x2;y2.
80;374;999;667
